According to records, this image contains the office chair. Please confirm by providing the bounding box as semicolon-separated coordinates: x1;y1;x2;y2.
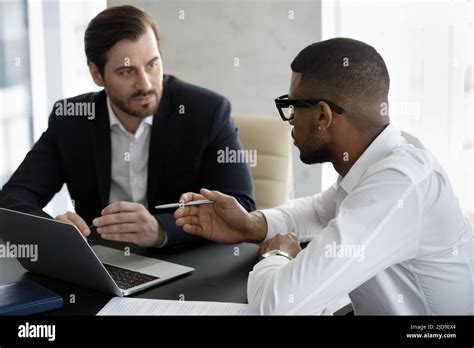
233;115;294;210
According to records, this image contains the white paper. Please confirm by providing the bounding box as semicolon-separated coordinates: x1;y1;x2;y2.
97;297;249;316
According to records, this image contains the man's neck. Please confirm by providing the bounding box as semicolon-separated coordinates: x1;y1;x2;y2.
331;126;387;177
331;144;367;177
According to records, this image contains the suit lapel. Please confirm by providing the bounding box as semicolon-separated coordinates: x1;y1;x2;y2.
148;76;173;212
89;90;111;208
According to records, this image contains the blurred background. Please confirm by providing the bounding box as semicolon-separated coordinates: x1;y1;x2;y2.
0;0;473;223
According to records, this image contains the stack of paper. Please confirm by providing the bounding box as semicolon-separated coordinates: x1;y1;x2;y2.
97;297;249;315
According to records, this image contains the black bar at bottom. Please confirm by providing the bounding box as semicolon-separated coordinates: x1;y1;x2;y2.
0;315;473;346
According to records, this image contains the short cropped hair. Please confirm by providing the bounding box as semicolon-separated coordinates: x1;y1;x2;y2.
291;38;390;105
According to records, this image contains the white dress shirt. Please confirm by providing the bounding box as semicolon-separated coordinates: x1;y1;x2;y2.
107;97;153;208
249;123;474;315
106;98;168;247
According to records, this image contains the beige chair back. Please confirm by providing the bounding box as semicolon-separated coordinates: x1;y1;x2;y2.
233;115;293;210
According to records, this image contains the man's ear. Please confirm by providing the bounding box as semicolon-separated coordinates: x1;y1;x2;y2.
88;62;105;87
315;101;334;131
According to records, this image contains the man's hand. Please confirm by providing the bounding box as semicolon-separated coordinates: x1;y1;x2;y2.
257;233;302;260
93;201;164;247
174;188;267;244
55;211;90;238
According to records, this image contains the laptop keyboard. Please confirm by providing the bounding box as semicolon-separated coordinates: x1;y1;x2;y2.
103;263;160;290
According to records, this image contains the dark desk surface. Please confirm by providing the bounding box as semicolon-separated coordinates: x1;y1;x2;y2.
0;236;259;315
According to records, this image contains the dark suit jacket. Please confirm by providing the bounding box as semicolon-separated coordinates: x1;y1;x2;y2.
0;75;255;247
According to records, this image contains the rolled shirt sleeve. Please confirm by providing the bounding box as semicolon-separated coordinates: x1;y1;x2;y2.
260;182;338;244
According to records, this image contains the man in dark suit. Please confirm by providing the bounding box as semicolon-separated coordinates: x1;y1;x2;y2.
0;5;255;248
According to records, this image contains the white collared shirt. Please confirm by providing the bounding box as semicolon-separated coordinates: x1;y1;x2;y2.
249;123;474;315
107;97;153;208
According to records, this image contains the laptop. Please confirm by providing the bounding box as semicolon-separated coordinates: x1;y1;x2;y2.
0;207;194;296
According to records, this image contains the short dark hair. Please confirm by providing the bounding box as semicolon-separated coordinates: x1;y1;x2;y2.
84;5;160;76
291;38;390;106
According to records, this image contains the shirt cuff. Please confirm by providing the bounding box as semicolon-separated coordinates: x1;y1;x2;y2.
259;208;290;244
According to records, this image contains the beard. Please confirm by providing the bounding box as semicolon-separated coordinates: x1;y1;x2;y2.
300;143;331;164
109;90;159;119
298;119;332;164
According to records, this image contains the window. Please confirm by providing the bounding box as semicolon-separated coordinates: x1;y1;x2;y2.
1;0;106;216
0;0;33;187
321;0;474;221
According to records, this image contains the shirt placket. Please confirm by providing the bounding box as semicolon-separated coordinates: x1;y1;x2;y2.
129;134;137;202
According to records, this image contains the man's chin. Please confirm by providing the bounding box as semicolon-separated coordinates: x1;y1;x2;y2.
127;104;159;118
109;94;159;119
295;145;313;164
300;154;318;165
299;151;329;165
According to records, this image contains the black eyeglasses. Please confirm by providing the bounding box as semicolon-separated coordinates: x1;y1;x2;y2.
274;94;345;121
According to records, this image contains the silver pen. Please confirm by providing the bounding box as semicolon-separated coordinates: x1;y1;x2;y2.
154;199;214;210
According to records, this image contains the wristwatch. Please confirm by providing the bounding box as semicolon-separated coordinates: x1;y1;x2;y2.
261;249;293;261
